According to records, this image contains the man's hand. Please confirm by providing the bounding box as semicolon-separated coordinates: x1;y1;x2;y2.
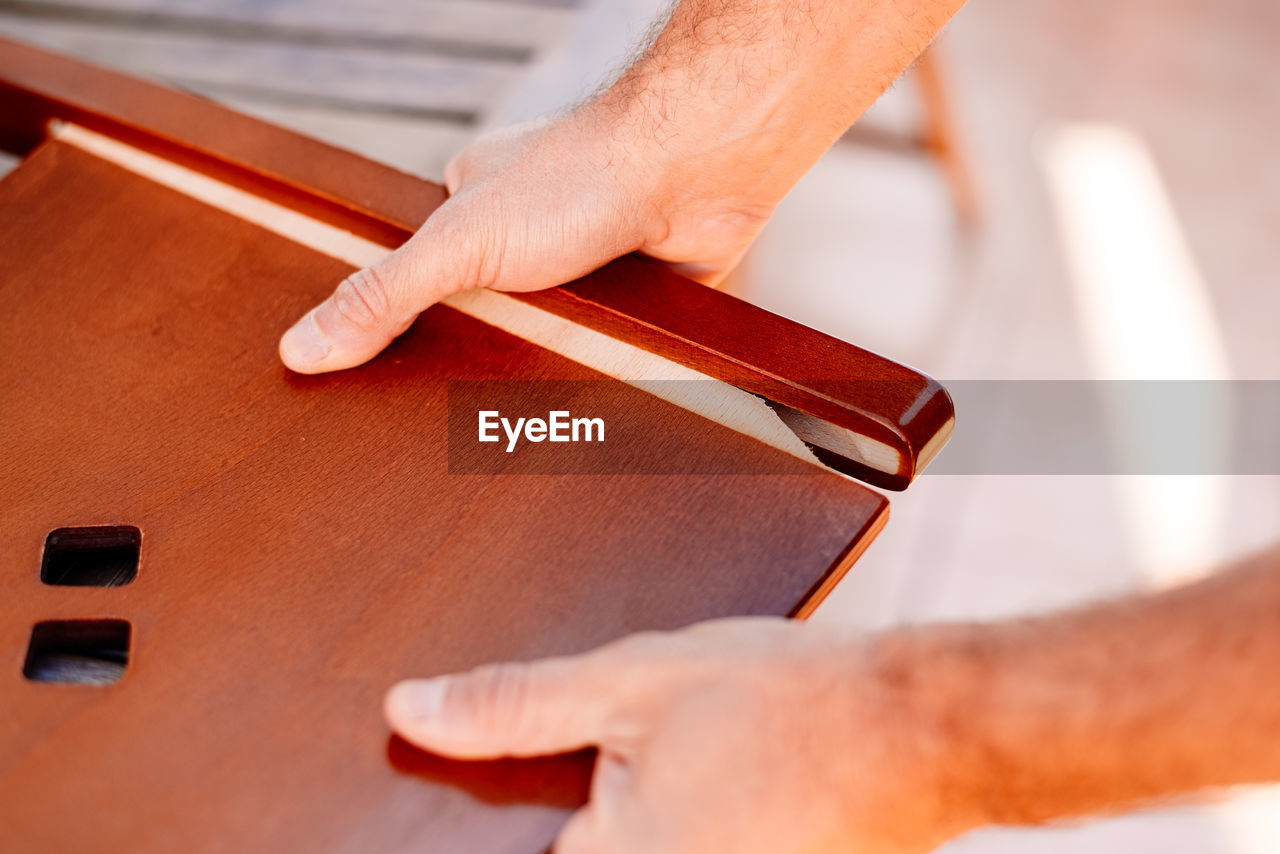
278;0;969;374
278;118;652;374
277;113;771;374
383;618;977;854
385;545;1280;852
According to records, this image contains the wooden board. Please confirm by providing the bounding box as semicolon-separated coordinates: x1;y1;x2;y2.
0;137;887;851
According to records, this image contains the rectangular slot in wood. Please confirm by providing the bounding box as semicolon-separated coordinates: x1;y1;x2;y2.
22;619;131;685
40;525;140;587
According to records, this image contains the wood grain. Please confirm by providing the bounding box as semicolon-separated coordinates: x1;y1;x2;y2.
0;16;520;121
0;35;955;489
0;139;886;852
0;0;574;54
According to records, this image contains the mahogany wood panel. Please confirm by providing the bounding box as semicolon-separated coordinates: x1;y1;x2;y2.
0;140;886;851
0;35;954;489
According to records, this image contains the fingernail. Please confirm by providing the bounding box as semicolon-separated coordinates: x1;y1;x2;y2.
280;310;331;367
391;678;448;723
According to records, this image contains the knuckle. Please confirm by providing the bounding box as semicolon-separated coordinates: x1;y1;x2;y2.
443;155;467;194
332;267;393;331
460;661;534;741
610;630;669;660
431;207;506;294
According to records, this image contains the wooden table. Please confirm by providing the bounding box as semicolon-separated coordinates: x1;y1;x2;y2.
0;37;953;853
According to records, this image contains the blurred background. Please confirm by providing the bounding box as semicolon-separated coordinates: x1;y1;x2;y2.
1;0;1276;850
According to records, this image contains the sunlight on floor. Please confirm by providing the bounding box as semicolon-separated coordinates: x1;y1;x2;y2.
1038;123;1232;589
1040;121;1276;853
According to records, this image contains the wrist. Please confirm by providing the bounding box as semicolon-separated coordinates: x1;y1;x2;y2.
574;67;823;216
566;91;801;272
857;625;1003;837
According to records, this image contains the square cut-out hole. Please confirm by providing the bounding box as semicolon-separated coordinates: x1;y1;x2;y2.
41;526;140;587
22;619;131;685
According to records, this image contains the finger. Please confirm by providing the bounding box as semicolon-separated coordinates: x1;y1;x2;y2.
384;654;626;760
553;808;604;854
589;749;631;809
279;200;482;373
555;754;645;854
281;239;436;373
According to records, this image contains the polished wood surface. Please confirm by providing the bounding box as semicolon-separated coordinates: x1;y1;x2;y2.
0;138;887;851
0;35;954;489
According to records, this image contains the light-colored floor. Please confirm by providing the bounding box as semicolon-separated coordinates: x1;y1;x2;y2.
4;0;1277;850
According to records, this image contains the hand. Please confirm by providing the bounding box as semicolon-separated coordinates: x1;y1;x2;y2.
276;0;970;376
383;618;978;854
277;112;773;374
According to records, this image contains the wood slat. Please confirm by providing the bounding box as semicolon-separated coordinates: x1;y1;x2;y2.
0;0;575;51
217;95;473;177
0;17;519;119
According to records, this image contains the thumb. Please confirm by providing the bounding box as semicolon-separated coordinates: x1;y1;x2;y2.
279;224;463;374
278;252;409;374
384;655;623;760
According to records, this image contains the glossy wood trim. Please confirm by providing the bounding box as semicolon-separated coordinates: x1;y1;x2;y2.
0;34;953;489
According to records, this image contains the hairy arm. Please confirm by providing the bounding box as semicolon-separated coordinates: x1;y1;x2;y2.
604;0;961;265
384;544;1280;853
923;542;1280;823
279;0;966;372
595;0;965;279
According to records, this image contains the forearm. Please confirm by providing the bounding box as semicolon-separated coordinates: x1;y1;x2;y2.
583;0;967;233
890;544;1280;827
